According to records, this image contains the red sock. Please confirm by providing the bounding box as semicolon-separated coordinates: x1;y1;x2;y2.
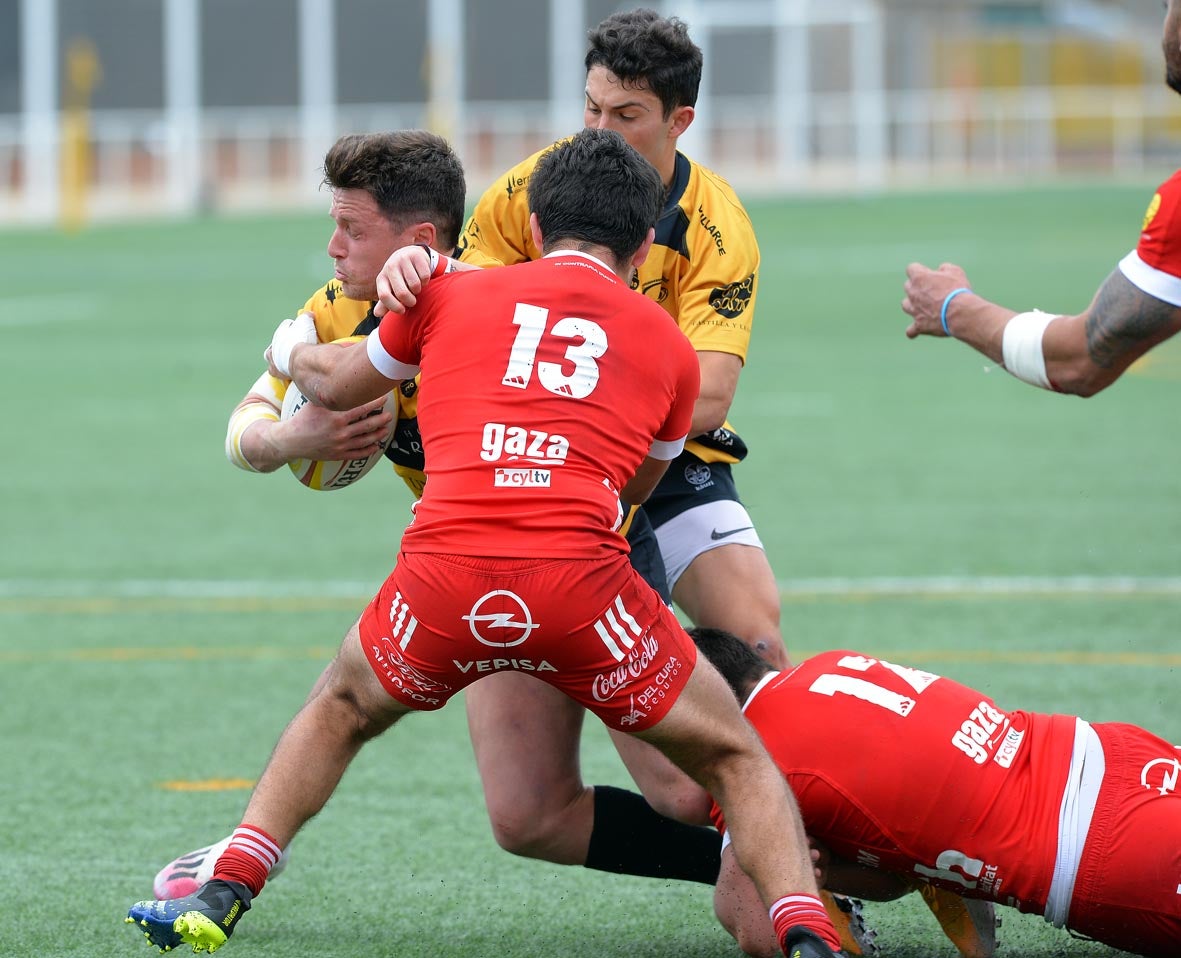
770;894;841;953
212;824;283;898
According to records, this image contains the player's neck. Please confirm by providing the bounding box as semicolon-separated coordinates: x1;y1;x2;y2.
545;243;628;281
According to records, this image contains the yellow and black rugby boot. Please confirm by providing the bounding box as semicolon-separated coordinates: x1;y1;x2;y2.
126;878;251;954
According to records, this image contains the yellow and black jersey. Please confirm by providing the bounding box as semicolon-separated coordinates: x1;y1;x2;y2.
345;295;425;498
458;146;757;465
236;280;426;495
298;278;374;338
285;246;506;495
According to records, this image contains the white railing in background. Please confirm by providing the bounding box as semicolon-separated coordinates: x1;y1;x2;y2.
2;84;1176;226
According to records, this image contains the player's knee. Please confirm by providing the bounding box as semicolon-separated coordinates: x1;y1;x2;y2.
332;687;392;742
483;787;588;862
685;603;787;668
486;810;562;859
750;631;790;669
316;668;400;744
718;622;789;669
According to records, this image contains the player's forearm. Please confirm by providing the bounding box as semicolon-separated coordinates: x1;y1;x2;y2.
621;456;672;504
235;419;290;473
692;351;742;435
288;338;398;412
288;343;356;411
945;270;1181;396
942;291;1092;392
691;392;731;435
225;392;282;473
938;291;1014;366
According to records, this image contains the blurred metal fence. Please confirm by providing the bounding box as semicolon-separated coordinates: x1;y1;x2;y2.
0;0;1174;226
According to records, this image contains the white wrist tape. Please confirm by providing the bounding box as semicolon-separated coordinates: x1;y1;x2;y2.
269;313;318;377
225;400;279;472
1001;310;1057;389
420;245;454;278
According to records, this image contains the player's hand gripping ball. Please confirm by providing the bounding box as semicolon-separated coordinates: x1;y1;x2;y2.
280;336;397;491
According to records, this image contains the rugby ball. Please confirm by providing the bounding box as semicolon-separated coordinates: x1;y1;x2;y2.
281;338;397;491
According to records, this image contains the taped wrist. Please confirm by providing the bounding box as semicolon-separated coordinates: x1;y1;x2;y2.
1001;310;1057;389
417;243;454;278
225;401;279;472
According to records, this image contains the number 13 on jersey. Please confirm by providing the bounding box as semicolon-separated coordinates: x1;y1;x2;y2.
501;303;607;399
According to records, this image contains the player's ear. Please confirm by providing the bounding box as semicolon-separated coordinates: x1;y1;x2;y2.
668;105;694;139
528;212;544;253
409;221;438;249
631;226;656;269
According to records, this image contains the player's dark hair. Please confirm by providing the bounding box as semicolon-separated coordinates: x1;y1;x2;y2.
585;8;702;118
322;131;466;249
689;627;773;701
528;128;664;265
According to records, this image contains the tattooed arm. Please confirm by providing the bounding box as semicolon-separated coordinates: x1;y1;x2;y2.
1059;270;1181;394
902;262;1181;396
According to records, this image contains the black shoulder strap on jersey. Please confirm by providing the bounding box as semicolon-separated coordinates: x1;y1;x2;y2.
654;153;692;259
350;304;380;337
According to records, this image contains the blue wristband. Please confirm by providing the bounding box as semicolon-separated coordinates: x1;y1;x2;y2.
940;287;972;337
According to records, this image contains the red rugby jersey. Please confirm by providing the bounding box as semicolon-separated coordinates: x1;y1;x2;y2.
1120;169;1181;305
369;252;699;557
712;650;1077;914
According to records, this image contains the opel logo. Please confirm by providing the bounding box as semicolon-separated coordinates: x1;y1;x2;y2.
462;590;539;648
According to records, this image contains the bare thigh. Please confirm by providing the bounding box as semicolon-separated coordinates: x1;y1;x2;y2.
608;729;713;824
673;543;789;668
464;671;593;864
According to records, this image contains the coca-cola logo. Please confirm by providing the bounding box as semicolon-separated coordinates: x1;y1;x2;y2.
591;633;660;702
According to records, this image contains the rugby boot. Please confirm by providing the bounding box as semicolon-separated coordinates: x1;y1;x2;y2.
820;890;879;957
126;878;251;954
919;884;998;958
784;926;843;958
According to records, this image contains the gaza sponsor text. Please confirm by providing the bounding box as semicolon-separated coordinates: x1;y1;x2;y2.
951;700;1010;766
480;421;570;465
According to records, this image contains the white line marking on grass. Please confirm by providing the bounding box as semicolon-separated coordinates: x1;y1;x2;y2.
777;576;1181;597
3;575;1181;602
0;579;376;598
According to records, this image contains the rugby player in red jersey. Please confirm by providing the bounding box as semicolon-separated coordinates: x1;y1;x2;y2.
692;626;1180;958
902;1;1181;397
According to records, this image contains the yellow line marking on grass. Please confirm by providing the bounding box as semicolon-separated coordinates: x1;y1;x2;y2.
1130;340;1181;380
0;597;364;615
159;778;255;792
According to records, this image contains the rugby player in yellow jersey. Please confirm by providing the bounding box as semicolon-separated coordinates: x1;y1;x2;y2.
376;10;991;956
224;130;464;495
455;11;777;682
156;128;725;905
